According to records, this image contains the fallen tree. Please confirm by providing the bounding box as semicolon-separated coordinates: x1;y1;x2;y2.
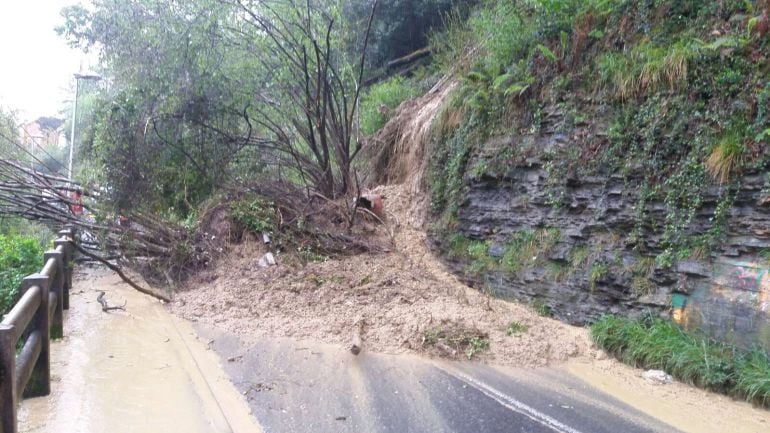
0;155;393;294
0;157;195;290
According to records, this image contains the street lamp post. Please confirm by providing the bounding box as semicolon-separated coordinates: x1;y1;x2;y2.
68;73;101;181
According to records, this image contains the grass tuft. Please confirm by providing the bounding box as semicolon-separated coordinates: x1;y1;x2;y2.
591;315;770;407
505;320;529;336
736;350;770;407
597;39;699;100
705;128;746;184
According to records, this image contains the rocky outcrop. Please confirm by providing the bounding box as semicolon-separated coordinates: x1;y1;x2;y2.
431;146;770;351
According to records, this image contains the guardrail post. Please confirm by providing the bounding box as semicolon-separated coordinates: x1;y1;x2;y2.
19;275;50;398
0;324;17;433
44;249;65;339
55;229;75;311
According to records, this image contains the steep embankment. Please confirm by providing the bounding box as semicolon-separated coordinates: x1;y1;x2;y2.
396;2;770;352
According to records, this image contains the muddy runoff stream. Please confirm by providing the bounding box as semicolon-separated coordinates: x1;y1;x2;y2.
17;266;261;433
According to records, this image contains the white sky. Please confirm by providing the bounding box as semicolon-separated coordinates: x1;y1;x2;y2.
0;1;96;121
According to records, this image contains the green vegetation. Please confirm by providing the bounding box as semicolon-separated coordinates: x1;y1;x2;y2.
426;0;770;286
588;263;609;290
531;299;553;317
501;229;561;274
705;126;748;184
545;261;569;281
447;229;562;278
735;350;770;407
297;246;329;264
630;257;656;295
0;234;44;315
447;234;496;275
230;197;276;236
592;315;770;407
465;336;491;360
359;77;417;136
505;320;529;336
568;245;591;270
598;39;700;100
58;0;469;216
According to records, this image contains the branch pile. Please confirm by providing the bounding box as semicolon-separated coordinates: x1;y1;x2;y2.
0;158;391;290
0;158;198;285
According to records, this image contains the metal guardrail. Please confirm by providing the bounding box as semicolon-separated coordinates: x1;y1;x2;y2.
0;228;77;433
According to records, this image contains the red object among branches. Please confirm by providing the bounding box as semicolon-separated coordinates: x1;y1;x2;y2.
69;190;83;215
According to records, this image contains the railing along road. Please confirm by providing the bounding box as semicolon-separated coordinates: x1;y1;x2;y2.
0;228;77;433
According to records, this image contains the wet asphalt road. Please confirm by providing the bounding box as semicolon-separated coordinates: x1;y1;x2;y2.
196;326;680;433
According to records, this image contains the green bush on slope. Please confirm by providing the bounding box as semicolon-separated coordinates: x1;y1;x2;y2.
359;76;417;135
0;234;44;315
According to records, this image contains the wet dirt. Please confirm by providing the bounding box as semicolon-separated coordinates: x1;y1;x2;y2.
564;359;770;433
172;184;594;368
195;330;676;433
171;181;770;432
17;266;261;433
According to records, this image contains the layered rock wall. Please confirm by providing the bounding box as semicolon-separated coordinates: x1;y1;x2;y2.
432;152;770;350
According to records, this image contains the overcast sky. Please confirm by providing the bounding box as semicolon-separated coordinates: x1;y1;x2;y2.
0;1;96;121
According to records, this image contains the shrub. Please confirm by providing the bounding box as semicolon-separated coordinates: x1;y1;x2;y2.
0;234;44;315
359;76;417;135
230;197;275;235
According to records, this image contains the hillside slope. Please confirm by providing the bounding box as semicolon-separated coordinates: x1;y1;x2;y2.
368;1;770;352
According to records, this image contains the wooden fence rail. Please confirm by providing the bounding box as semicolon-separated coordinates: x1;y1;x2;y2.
0;228;77;433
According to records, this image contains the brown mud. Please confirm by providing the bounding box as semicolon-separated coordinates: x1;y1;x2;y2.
564;359;770;433
173;184;593;367
172;181;770;432
18;267;260;433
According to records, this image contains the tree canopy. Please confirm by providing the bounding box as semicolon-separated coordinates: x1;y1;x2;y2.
55;0;466;217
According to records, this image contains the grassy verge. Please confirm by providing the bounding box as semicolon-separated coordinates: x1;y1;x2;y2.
591;315;770;407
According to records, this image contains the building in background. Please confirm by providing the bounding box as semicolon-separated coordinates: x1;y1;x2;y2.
20;116;65;149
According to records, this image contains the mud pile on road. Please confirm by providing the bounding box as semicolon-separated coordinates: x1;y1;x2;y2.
171;184;595;367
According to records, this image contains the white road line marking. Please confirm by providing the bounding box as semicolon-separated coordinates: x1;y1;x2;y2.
437;366;586;433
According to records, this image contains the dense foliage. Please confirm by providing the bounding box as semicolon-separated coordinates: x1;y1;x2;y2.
59;0;255;215
55;0;466;218
426;0;770;269
0;233;44;315
359;76;418;135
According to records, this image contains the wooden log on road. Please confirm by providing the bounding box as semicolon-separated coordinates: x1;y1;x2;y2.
350;320;364;355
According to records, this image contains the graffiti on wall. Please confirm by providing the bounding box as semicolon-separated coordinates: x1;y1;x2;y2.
672;259;770;352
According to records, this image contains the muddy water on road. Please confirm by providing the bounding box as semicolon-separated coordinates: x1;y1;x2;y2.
17;267;261;433
565;359;770;433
